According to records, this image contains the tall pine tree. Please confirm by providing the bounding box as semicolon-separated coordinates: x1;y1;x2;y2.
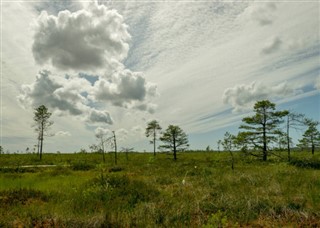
239;100;287;161
34;105;53;160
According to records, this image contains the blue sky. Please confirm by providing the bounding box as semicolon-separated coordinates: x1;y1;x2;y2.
1;0;319;153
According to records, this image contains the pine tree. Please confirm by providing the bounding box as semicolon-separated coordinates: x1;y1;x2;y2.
145;120;162;156
34;105;53;160
239;100;287;161
159;125;189;160
299;119;320;154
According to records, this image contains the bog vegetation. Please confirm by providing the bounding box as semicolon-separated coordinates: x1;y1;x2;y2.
1;100;319;226
0;151;320;227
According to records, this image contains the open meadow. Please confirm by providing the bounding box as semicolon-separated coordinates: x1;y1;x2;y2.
0;151;320;227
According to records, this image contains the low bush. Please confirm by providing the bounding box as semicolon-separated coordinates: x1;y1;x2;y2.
0;188;48;206
289;158;320;169
0;167;37;173
71;162;95;171
108;166;124;172
71;173;160;214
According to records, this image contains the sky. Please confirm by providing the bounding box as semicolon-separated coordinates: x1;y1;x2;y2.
1;0;319;153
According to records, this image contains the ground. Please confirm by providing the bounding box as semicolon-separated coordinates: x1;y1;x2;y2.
0;151;319;227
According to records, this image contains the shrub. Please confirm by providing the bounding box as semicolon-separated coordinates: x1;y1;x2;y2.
73;173;160;213
289;158;320;169
48;166;72;176
71;162;95;171
0;188;48;206
0;167;37;173
108;166;124;173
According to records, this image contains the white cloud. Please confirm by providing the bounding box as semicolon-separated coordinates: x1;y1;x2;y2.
133;103;157;114
87;109;113;125
18;70;89;116
18;1;158;127
130;125;145;139
131;125;144;134
3;1;319;153
17;70;113;124
92;69;157;109
94;125;146;145
116;128;129;142
261;36;282;55
94;127;128;142
94;127;112;137
17;68;157;124
223;81;302;112
250;3;277;26
54;131;71;137
32;1;130;72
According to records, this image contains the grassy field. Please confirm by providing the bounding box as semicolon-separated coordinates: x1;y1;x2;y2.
0;151;319;227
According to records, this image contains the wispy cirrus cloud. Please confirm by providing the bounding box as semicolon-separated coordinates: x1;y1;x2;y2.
54;131;71;137
34;0;83;15
2;0;318;153
250;2;277;26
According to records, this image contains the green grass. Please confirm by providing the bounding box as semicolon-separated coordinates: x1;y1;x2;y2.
0;151;319;227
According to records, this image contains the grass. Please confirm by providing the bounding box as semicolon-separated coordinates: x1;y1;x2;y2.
0;151;319;227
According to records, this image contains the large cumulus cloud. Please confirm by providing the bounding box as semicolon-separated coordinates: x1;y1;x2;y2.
223;81;301;112
19;1;157;125
32;1;130;72
92;69;157;107
18;67;157;123
18;70;89;116
18;70;113;124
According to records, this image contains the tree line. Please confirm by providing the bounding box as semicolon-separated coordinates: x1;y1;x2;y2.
144;100;319;162
15;100;319;161
219;100;320;162
29;104;190;161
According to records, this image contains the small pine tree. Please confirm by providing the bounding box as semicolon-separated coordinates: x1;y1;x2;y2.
239;100;287;161
159;125;189;160
299;119;320;154
145;120;162;156
33;105;53;160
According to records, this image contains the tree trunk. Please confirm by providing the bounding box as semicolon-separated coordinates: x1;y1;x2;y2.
262;131;267;161
312;144;315;155
287;116;291;161
101;138;105;163
153;131;156;156
173;135;177;161
37;138;40;157
113;131;117;165
102;150;105;163
229;151;234;170
262;112;267;161
39;124;44;160
39;137;43;160
262;152;267;161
